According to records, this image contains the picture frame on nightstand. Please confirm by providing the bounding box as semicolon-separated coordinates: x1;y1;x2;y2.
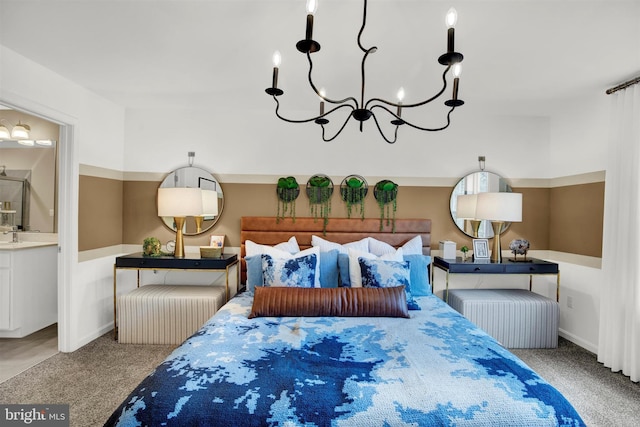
472;238;490;260
209;235;225;251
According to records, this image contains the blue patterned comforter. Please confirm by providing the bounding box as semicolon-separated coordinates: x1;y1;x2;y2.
105;292;584;426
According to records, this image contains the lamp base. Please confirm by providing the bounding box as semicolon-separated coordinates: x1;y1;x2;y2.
468;219;481;238
173;216;186;258
489;221;505;263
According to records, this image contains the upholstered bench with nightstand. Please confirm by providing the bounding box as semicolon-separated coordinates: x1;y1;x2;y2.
447;289;559;348
118;285;226;345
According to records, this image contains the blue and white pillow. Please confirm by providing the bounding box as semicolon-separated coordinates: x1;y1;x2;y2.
358;258;420;310
347;248;403;288
261;253;317;288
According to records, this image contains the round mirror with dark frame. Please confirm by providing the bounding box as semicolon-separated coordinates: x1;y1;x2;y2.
450;171;513;238
159;166;224;235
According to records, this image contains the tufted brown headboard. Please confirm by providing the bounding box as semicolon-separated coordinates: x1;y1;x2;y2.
240;216;431;284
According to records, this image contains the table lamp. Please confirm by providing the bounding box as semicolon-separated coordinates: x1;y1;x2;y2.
475;192;522;262
157;188;203;258
195;190;219;233
456;194;480;237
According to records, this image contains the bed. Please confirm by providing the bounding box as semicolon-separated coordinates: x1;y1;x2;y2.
105;217;584;426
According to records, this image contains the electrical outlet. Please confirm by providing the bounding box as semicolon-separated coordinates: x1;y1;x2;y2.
567;295;574;309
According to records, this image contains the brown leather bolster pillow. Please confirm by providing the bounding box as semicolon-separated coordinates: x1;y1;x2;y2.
248;286;409;318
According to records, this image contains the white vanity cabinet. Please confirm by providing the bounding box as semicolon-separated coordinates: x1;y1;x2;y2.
0;244;57;338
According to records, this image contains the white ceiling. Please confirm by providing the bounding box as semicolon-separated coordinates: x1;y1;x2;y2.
0;0;638;118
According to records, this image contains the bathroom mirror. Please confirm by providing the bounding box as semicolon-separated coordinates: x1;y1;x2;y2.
449;171;513;238
159;166;224;235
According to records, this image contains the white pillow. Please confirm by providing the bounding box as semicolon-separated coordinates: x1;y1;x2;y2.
245;236;300;257
348;247;403;288
311;235;369;254
368;236;423;256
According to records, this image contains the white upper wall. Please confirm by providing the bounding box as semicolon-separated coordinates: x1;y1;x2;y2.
124;102;552;181
548;90;610;177
0;46;126;171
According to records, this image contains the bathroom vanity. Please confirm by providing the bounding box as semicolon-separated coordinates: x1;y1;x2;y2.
0;239;57;338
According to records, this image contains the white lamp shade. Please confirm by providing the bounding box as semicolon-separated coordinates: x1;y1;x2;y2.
456;194;477;219
201;190;219;216
0;125;10;139
11;123;30;139
475;192;522;222
157;187;203;217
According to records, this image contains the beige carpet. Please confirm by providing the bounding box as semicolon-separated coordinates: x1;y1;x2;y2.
0;332;175;427
1;332;639;427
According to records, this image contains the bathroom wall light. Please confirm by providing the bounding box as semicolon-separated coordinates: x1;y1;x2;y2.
10;122;30;140
0;124;9;139
0;119;32;141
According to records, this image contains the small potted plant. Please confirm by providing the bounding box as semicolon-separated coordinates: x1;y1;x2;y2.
340;175;368;220
276;176;300;223
461;245;469;261
374;179;398;232
306;174;333;233
142;237;163;257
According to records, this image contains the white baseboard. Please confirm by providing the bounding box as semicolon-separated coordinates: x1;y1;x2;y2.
559;328;597;354
68;323;114;353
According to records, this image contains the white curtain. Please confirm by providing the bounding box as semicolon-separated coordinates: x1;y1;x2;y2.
598;83;640;382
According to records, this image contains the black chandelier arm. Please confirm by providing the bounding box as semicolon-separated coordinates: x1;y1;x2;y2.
364;66;451;111
272;95;355;125
272;96;322;124
371;104;457;132
369;112;400;144
319;113;354;142
305;52;358;108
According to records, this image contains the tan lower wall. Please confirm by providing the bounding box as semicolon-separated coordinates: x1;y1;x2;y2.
78;175;123;251
79;175;604;257
549;182;604;257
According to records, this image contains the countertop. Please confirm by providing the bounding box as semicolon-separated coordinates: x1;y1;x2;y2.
0;233;58;251
0;241;58;250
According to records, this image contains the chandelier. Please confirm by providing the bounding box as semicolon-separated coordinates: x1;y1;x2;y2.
265;0;464;144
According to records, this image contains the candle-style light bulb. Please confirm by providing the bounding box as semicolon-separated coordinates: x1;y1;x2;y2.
272;51;281;67
452;63;462;78
396;87;405;117
446;7;458;53
272;51;281;88
452;63;462;100
307;0;318;15
446;7;458;28
319;87;326;115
